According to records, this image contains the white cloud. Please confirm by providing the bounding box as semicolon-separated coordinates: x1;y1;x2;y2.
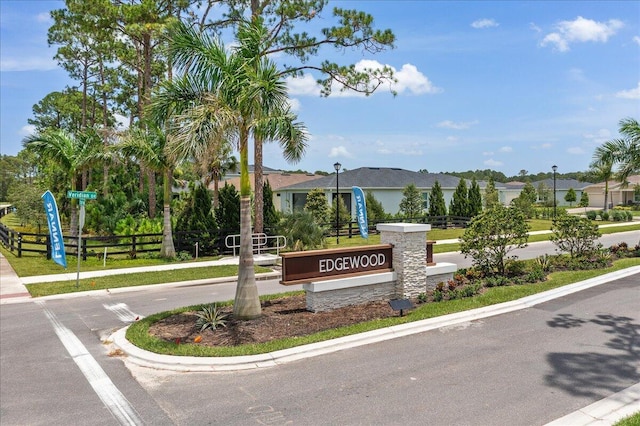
329;146;353;158
484;158;503;167
18;125;35;137
583;128;611;144
615;82;640;99
541;16;624;52
530;23;542;33
286;74;321;96
471;18;498;29
634;36;640;46
288;98;301;112
567;147;585;155
437;120;478;130
393;63;442;95
285;60;440;97
498;146;513;153
482;151;494;156
36;12;51;23
0;56;58;72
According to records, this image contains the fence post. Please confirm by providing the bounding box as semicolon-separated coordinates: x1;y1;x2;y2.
46;234;51;260
10;230;15;252
82;238;87;261
17;233;22;258
132;235;136;255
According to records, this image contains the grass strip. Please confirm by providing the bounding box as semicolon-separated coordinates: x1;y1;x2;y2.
614;412;640;426
125;257;640;357
26;265;274;297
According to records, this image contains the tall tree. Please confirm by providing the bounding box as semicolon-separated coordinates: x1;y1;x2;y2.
428;180;447;217
23;129;102;237
205;2;396;235
483;175;499;209
589;157;615;211
151;19;307;319
365;191;387;222
564;188;577;206
595;117;640;183
449;179;468;217
399;183;423;218
467;177;482;218
118;125;176;258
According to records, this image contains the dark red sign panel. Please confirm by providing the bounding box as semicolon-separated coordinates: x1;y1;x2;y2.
280;244;393;285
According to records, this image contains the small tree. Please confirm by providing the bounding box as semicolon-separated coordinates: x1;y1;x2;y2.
551;214;601;258
483;175;499;210
459;205;530;275
449;179;468;217
428;180;447;217
304;188;330;225
399;183;424;218
215;183;240;235
175;183;218;255
263;180;279;235
579;191;590;214
468;177;482;218
365;191;387;222
513;181;537;218
537;182;552;206
564;188;577;206
330;195;350;229
277;210;326;251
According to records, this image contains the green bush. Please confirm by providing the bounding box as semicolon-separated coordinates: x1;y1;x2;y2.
600;211;610;221
586;210;597;220
551;215;601;258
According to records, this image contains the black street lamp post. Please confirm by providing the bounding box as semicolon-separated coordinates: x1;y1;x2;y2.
552;164;558;220
334;162;341;244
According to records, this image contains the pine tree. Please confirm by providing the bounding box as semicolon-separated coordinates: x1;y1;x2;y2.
484;175;499;209
449;179;469;217
215;182;240;234
468;177;482;218
304;188;330;225
399;183;424;218
564;188;577;206
175;183;218;255
263;180;279;235
365;191;387;222
428;180;447;217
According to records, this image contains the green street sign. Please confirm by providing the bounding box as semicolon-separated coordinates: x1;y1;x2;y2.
67;190;97;200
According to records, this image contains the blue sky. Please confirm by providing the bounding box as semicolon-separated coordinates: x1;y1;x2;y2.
1;1;638;177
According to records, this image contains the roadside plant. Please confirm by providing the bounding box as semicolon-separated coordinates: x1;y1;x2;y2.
195;304;229;332
551;215;601;258
460;204;529;276
586;210;597;220
535;254;552;272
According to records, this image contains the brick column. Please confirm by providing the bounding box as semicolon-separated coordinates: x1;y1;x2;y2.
377;223;431;298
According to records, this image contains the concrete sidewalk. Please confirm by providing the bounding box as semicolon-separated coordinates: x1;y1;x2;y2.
0;252;30;301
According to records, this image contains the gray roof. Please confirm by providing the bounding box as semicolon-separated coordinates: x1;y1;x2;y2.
279;167;461;191
503;178;592;190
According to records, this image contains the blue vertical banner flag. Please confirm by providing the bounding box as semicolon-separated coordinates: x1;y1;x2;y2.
352;186;369;239
42;190;67;268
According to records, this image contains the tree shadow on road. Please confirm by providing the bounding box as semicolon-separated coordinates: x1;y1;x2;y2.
545;314;640;399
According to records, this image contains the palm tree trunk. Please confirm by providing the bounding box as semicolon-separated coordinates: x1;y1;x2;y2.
160;168;175;258
233;127;261;320
254;135;264;234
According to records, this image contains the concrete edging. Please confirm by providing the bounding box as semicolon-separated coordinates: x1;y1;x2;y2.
110;266;640;372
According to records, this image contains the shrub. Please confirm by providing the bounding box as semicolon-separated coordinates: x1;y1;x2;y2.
195;304;228;332
626;211;633;221
612;210;624;222
535;254;552;272
551;215;602;258
460;205;529;276
600;211;609;221
586;210;597;220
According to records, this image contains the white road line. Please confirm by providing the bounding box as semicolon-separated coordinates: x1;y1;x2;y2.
37;301;143;426
103;303;143;323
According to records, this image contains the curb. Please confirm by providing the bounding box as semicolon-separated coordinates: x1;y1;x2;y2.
110;266;640;372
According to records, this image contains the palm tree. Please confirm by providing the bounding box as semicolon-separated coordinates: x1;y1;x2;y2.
589;156;615;211
118;125;176;258
598;117;640;183
150;19;307;319
592;117;640;209
23;129;102;237
197;142;238;208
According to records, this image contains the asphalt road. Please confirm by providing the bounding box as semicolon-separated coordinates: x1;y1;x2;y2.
1;231;639;425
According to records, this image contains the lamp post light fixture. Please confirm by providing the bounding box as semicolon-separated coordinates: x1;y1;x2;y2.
334;162;341;244
552;164;558;220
